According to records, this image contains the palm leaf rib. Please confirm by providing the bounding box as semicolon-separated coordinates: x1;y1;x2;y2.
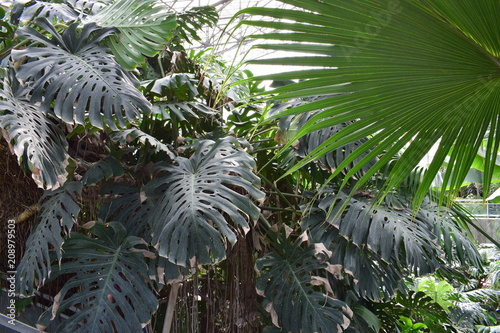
240;0;500;206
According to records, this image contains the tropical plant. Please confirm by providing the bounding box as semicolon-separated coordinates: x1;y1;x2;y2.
240;0;500;209
0;0;493;332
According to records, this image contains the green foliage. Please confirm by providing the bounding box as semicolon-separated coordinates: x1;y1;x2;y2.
109;128;175;158
12;18;151;129
1;0;494;332
0;70;70;189
38;222;158;333
175;6;218;44
81;156;124;186
147;137;264;266
84;0;177;70
319;191;442;275
416;278;456;310
397;316;428;333
240;0;500;209
15;1;79;23
256;236;353;333
374;290;455;333
477;325;500;333
16;182;82;295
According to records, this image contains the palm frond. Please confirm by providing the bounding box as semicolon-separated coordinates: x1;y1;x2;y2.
175;6;218;44
240;0;500;207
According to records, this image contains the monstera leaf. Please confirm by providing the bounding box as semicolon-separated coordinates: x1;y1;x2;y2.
16;182;82;295
418;199;482;268
256;238;352;333
15;1;79;23
85;0;177;70
152;101;215;122
38;222;158;333
147;137;264;266
12;18;151;129
323;192;442;276
301;204;403;301
66;0;112;16
279;109;377;179
0;71;70;189
374;291;452;333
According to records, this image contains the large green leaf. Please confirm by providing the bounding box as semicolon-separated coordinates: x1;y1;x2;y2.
12;18;151;129
240;0;500;208
16;182;82;295
0;70;70;189
84;0;177;70
278;108;377;179
374;291;453;333
323;191;442;276
66;0;112;16
301;203;404;301
146;137;264;266
38;222;158;333
256;238;352;332
15;1;79;23
418;198;482;267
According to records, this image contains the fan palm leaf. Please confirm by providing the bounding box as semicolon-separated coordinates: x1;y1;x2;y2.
240;0;500;208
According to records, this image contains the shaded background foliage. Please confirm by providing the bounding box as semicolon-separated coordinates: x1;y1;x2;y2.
0;0;498;332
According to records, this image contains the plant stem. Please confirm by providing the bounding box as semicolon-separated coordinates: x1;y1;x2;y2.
162;282;181;333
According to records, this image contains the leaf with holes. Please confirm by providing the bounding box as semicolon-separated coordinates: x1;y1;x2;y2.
300;205;403;301
291;111;377;178
85;0;177;70
146;137;264;266
418;198;482;268
322;192;442;276
66;0;112;16
16;182;82;295
16;1;79;23
256;239;352;333
38;222;158;333
152;101;215;122
0;70;70;189
12;18;151;129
